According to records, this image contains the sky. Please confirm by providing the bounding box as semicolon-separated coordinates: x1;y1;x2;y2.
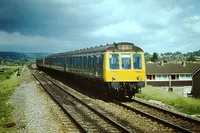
0;0;200;54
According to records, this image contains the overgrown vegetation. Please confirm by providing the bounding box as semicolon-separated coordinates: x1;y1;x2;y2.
136;86;200;115
1;58;29;66
0;68;22;131
0;67;22;82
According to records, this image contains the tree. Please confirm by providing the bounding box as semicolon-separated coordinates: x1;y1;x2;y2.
20;58;28;65
174;51;182;55
0;57;3;65
144;52;151;56
144;52;151;62
151;52;158;62
187;55;196;61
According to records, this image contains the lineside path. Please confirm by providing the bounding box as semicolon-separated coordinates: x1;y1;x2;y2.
10;66;68;133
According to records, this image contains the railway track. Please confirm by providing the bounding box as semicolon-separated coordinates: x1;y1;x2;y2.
113;101;195;133
29;65;200;132
30;68;133;133
117;99;200;133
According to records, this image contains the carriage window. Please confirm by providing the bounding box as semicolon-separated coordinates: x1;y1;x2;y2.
121;54;131;69
109;54;119;69
133;54;142;69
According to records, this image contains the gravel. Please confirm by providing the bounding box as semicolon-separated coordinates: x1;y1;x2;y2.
54;81;175;132
10;66;66;133
136;97;200;121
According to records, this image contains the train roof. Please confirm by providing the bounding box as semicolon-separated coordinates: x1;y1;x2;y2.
45;42;143;58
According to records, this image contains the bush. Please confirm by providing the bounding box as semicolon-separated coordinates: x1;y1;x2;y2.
0;70;13;82
0;67;22;82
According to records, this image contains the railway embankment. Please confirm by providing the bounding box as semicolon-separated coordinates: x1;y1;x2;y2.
4;66;65;132
0;66;22;132
136;86;200;119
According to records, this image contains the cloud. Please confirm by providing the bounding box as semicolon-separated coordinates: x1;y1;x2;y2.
0;0;200;54
93;20;144;37
189;15;200;20
0;30;62;45
0;30;76;53
184;21;200;33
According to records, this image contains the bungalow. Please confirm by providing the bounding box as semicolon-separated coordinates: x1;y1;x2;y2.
145;61;200;96
191;67;200;98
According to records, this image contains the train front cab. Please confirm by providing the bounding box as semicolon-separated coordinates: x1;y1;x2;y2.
103;51;146;99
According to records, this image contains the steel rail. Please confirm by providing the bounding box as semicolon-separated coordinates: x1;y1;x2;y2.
32;69;132;133
30;70;87;133
39;71;132;133
131;98;200;124
114;101;193;133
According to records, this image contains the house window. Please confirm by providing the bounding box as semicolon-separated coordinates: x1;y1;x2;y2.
146;75;155;80
147;75;151;80
179;74;192;80
156;75;168;81
186;75;191;79
171;75;179;80
152;75;155;80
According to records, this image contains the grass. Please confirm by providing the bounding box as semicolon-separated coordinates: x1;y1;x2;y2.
0;70;22;132
0;66;22;82
0;66;21;69
136;86;200;115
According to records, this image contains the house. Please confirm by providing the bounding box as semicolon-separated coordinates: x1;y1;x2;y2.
191;67;200;98
145;61;200;96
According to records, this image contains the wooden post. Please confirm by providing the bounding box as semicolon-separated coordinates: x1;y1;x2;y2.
169;75;171;87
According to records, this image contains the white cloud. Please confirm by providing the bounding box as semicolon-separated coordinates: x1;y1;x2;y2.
90;0;185;39
184;21;200;33
189;15;200;20
93;20;144;37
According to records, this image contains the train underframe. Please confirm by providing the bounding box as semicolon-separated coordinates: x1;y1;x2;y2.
37;66;145;100
108;82;145;99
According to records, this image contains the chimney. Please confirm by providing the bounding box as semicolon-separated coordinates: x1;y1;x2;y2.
182;61;186;67
160;60;164;66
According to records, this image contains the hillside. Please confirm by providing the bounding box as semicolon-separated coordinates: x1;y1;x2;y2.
0;52;53;61
145;50;200;62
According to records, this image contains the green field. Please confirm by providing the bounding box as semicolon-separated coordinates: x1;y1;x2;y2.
0;67;22;132
136;86;200;115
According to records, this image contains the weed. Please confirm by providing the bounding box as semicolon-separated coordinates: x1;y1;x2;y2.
0;74;22;131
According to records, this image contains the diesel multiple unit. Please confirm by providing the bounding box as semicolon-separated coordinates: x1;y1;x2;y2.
36;42;146;99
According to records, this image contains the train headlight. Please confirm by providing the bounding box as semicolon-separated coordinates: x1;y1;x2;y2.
136;75;140;80
112;76;116;81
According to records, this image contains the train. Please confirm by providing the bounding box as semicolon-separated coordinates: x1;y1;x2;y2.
36;42;146;99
